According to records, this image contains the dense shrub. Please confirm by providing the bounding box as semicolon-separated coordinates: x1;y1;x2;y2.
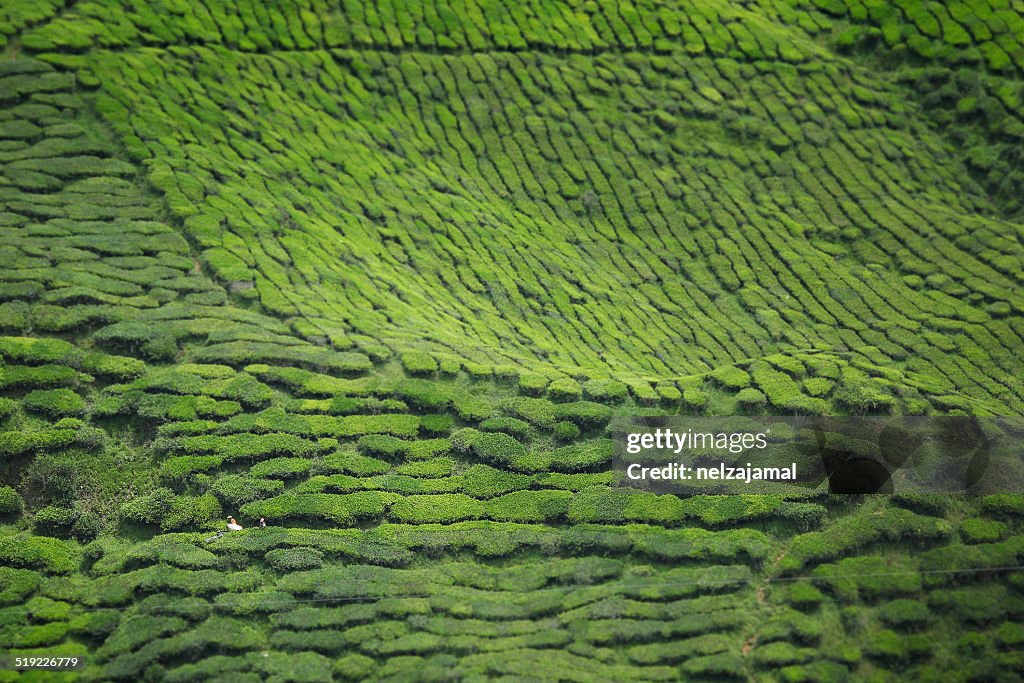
960;518;1007;544
401;351;437;375
981;494;1024;516
395;379;451;410
546;440;616;472
779;508;952;573
23;388;86;416
553;421;581;442
863;629;931;660
929;586;1010;623
120;488;175;525
552;401;612;428
461;464;531;498
892;494;950;516
0;486;23;517
548;378;582;401
358;434;409;459
33;504;78;534
877;599;932;628
582;379;628;403
334;653;376;680
389;494;483;523
419;414;453;435
487;490;572;522
479;416;531;438
406;438;451;460
71;510;104;541
0;533;78;573
161;493;222;530
211;474;284;507
504;397;556;427
680;653;745;677
0;397;18;419
710;365;751;389
317;449;389;476
680;495;784;525
518;372;549;396
814;557;922;602
266;547;324;571
737;388;767;409
241;492;397;524
250;457;312;479
160;455;223;481
786;583;824;610
683;388;709;410
776;502;827;530
753;641;814;666
471;432;527;467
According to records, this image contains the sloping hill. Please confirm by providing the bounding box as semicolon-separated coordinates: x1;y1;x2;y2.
0;2;1023;681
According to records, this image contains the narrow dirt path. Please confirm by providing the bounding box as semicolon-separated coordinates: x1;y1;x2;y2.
740;547;788;665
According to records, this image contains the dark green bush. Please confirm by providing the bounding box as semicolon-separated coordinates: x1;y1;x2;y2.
736;387;767;408
683;388;709;410
680;653;745;677
211;474;284;507
553;420;581;442
0;397;17;419
266;547;324;571
23;388;86;416
471;432;527;467
71;510;104;541
753;641;814;666
0;533;78;573
504;397;556;427
389;494;483;523
582;379;628;403
0;486;23;517
250;457;312;479
242;491;397;524
892;493;950;516
929;585;1009;623
461;464;531;498
161;493;221;530
487;490;571;522
401;351;438;375
877;599;932;628
479;416;531;438
334;653;376;680
787;582;824;610
981;494;1024;516
160;455;223;481
548;377;582;401
552;401;612;428
776;501;827;530
120;488;174;525
960;518;1007;544
419;414;453;435
33;504;78;534
358;434;409;459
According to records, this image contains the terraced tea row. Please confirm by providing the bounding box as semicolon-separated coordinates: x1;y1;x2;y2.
1;2;1023;682
18;0;1024;393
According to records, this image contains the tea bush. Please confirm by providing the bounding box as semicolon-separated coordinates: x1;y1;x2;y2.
0;2;1022;678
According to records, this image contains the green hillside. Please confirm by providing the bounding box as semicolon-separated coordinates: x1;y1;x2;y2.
0;1;1023;681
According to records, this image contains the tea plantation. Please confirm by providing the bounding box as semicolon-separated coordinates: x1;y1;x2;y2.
1;1;1024;681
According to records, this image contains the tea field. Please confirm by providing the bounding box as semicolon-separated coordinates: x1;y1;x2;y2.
1;1;1024;681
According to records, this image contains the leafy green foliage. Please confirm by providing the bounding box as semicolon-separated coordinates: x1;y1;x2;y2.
0;3;1022;679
